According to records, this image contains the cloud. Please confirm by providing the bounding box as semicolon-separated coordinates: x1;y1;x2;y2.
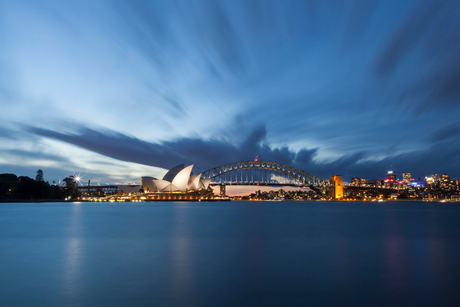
28;123;272;172
110;0;247;78
372;0;460;110
0;126;17;139
426;122;460;144
27;120;460;182
374;0;444;77
418;55;460;108
1;149;69;163
344;0;377;42
4;0;460;184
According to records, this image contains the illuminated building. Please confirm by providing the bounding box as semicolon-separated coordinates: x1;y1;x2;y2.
351;177;360;186
385;170;396;188
441;173;450;182
425;176;434;186
117;164;213;200
140;164;212;193
368;179;383;188
351;177;367;187
387;171;396;181
425;174;440;188
402;172;411;184
117;185;142;194
441;173;450;190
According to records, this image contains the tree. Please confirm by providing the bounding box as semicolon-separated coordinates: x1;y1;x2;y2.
16;176;38;199
49;184;63;199
63;176;81;200
0;174;19;198
35;169;44;182
0;172;63;200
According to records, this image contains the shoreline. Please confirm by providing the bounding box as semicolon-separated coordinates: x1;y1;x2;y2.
1;198;458;204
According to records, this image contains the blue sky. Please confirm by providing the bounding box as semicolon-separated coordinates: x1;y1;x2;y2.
1;0;460;184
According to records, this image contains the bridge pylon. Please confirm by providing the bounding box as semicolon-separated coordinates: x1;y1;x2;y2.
328;176;343;199
220;185;226;197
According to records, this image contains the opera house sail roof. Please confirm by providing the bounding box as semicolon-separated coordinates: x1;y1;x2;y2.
115;164;211;195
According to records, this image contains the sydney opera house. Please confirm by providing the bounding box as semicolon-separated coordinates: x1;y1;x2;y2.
117;164;214;201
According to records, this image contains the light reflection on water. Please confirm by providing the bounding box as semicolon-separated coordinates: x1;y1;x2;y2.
0;201;460;306
62;203;82;299
170;204;192;303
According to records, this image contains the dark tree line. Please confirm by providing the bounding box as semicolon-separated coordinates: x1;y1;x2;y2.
0;170;80;201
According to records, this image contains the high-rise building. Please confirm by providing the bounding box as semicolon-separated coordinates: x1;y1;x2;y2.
351;177;360;186
368;179;382;187
441;173;450;182
402;172;411;185
441;173;450;190
387;171;396;181
385;170;397;188
425;174;440;188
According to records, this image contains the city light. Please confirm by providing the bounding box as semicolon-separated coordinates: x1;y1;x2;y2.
72;174;82;186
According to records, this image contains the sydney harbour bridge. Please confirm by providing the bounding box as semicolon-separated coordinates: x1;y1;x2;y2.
200;160;331;196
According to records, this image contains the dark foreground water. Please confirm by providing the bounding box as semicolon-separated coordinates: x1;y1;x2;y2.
1;201;460;306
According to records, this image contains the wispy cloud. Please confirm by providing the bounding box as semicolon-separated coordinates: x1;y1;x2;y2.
27;120;460;181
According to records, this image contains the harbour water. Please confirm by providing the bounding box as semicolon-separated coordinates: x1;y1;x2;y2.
1;201;460;306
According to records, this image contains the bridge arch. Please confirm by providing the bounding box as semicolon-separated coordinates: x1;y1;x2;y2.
200;161;329;187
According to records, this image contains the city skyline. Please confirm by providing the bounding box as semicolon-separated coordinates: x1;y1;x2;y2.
1;0;460;184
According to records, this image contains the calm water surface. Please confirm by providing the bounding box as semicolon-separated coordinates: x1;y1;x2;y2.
1;201;460;306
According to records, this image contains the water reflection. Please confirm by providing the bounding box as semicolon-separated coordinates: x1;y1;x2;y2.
334;235;350;284
2;202;460;306
410;214;429;289
383;210;409;294
62;203;82;298
381;205;455;304
169;204;192;301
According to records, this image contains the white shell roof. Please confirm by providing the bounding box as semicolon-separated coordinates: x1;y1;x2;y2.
141;177;158;193
201;178;212;189
171;165;194;192
161;183;180;192
117;185;142;194
141;164;209;193
188;173;202;191
154;180;172;192
162;164;185;182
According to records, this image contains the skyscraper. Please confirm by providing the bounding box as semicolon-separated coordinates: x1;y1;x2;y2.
402;172;411;184
387;171;396;181
386;170;396;188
